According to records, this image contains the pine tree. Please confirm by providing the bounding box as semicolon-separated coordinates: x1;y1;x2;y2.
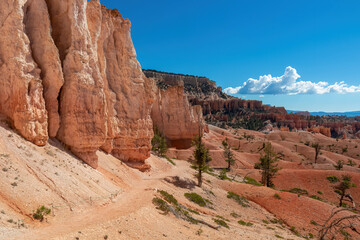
257;142;279;187
222;138;235;171
192;134;212;187
311;142;321;164
151;127;168;157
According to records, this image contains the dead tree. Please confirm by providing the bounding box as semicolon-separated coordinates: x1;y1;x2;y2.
334;175;355;207
319;208;360;240
346;194;356;208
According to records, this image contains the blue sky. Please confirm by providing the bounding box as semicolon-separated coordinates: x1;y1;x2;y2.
98;0;360;112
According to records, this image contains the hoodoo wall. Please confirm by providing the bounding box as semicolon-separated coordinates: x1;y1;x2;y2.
0;0;158;170
87;1;154;170
151;85;204;149
46;0;108;168
0;0;204;170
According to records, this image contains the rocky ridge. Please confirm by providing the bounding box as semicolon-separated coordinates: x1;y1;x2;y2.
144;70;360;139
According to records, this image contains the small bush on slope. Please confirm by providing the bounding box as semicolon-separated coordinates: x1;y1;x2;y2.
158;190;178;205
33;206;51;221
227;192;250;207
213;218;229;229
184;192;207;207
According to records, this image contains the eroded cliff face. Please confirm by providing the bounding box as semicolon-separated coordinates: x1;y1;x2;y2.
0;0;157;170
87;1;154;169
45;0;108;168
0;0;49;146
152;85;204;149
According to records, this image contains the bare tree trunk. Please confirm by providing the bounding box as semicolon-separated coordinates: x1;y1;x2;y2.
339;194;344;207
198;168;202;187
315;146;320;164
345;194;355;208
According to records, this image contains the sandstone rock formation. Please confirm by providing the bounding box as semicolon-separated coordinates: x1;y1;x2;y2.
0;0;156;170
46;0;108;168
0;0;49;146
23;0;64;138
151;85;204;149
86;1;154;169
0;0;206;170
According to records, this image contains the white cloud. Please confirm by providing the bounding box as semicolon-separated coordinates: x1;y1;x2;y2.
224;66;360;95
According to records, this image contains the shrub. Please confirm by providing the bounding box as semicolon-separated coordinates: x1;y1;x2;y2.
188;209;200;215
238;220;253;226
326;176;339;183
216;215;230;222
347;159;356;167
33;206;51;221
227;192;249;207
333;160;344;170
213;218;229;228
340;229;350;237
244;176;262;186
230;212;240;218
219;168;230;180
152;197;169;214
165;156;176;166
289;188;308;195
310;220;318;225
270;218;283;224
158;190;178;205
290;226;300;236
310;195;322;201
184;193;207;207
274;193;281;199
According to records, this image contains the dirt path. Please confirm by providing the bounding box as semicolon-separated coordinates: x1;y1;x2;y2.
19;157;183;240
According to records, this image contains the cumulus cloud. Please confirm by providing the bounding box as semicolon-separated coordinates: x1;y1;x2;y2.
224;66;360;95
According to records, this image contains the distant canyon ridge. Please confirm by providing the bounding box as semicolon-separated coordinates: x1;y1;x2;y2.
143;70;360;140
